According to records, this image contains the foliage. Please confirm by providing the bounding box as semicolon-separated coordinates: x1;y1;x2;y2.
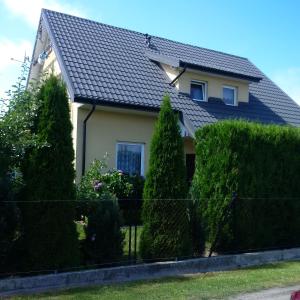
0;175;21;272
0;59;42;168
83;192;124;264
21;75;79;270
0;59;41;273
76;159;124;264
77;158;144;224
140;95;192;259
192;120;300;252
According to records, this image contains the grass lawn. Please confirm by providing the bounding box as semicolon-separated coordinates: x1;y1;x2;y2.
13;260;300;299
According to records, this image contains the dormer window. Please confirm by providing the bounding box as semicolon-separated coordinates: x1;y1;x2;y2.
190;81;207;102
223;86;237;106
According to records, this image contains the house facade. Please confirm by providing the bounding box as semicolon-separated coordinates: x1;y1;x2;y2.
28;9;300;182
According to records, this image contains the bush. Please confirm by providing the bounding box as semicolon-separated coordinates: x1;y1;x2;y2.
192;120;300;252
77;159;124;264
0;175;21;273
140;95;192;260
83;192;124;265
77;159;144;225
0;60;42;274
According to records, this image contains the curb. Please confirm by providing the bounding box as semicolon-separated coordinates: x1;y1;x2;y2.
1;247;300;297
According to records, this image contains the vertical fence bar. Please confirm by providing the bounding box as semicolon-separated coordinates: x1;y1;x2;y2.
128;224;132;262
134;224;137;263
232;192;238;253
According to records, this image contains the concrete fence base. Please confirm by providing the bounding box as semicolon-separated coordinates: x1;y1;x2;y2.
1;247;300;297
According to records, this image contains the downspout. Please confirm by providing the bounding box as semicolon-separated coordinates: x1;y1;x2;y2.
169;65;187;86
82;103;96;176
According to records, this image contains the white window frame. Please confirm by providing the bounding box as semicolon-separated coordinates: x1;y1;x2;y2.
222;85;237;106
190;80;208;102
115;142;145;176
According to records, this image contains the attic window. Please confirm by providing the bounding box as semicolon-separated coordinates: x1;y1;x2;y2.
190;81;207;102
223;86;237;106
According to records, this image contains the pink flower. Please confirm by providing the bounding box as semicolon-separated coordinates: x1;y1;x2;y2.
93;180;103;191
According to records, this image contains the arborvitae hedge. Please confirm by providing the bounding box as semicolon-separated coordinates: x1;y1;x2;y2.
22;75;79;270
140;95;192;259
192;120;300;252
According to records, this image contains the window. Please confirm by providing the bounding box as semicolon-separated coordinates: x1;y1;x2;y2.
116;143;144;176
190;81;207;101
223;86;237;106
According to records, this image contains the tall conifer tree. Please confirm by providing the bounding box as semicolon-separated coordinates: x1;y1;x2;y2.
22;75;79;270
140;95;191;259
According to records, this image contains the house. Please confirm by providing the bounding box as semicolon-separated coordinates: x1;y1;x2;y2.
28;9;300;182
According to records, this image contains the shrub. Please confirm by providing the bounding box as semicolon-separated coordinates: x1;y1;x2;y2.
192;120;300;252
77;159;144;225
0;175;21;272
140;95;192;260
77;159;124;264
21;75;79;270
0;60;42;274
83;192;124;265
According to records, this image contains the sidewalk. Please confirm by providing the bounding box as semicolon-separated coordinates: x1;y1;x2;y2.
232;285;300;300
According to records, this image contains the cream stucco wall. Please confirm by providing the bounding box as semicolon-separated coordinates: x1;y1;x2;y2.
76;108;156;181
43;50;61;77
161;64;249;103
161;64;179;89
179;71;249;103
73;106;195;181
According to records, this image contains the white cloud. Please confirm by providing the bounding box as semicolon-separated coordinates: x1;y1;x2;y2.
0;39;33;99
272;68;300;106
2;0;86;28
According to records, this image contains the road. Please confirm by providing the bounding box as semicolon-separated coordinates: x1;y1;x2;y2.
232;285;300;300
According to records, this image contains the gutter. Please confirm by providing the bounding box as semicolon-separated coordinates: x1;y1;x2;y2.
82;103;96;176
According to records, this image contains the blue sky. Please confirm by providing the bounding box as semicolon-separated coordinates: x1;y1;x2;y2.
0;0;299;104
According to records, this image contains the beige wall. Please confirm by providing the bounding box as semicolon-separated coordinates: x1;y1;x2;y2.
43;50;61;77
179;70;249;103
161;64;179;89
73;105;195;181
162;63;249;103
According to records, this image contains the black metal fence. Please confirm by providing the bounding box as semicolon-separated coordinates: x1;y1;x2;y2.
1;196;300;279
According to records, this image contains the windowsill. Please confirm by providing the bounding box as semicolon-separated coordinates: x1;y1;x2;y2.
192;98;208;102
223;101;238;107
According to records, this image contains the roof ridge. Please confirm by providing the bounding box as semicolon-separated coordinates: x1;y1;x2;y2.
42;8;248;61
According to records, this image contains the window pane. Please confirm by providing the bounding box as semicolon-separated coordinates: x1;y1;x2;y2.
223;87;235;105
191;83;204;101
117;144;142;176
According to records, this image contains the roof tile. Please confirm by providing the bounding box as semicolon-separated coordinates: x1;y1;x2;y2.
42;9;300;127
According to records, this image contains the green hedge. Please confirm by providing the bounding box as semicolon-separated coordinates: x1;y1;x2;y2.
191;120;300;252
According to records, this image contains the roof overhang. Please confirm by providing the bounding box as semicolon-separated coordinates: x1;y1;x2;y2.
146;51;262;83
179;61;262;83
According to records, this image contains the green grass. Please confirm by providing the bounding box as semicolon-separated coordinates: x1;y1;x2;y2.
13;260;300;299
76;222;85;241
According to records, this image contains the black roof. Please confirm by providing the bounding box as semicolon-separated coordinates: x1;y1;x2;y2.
41;9;300;128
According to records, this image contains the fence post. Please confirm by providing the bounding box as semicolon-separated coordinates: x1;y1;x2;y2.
232;192;238;253
133;199;138;263
128;226;132;262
